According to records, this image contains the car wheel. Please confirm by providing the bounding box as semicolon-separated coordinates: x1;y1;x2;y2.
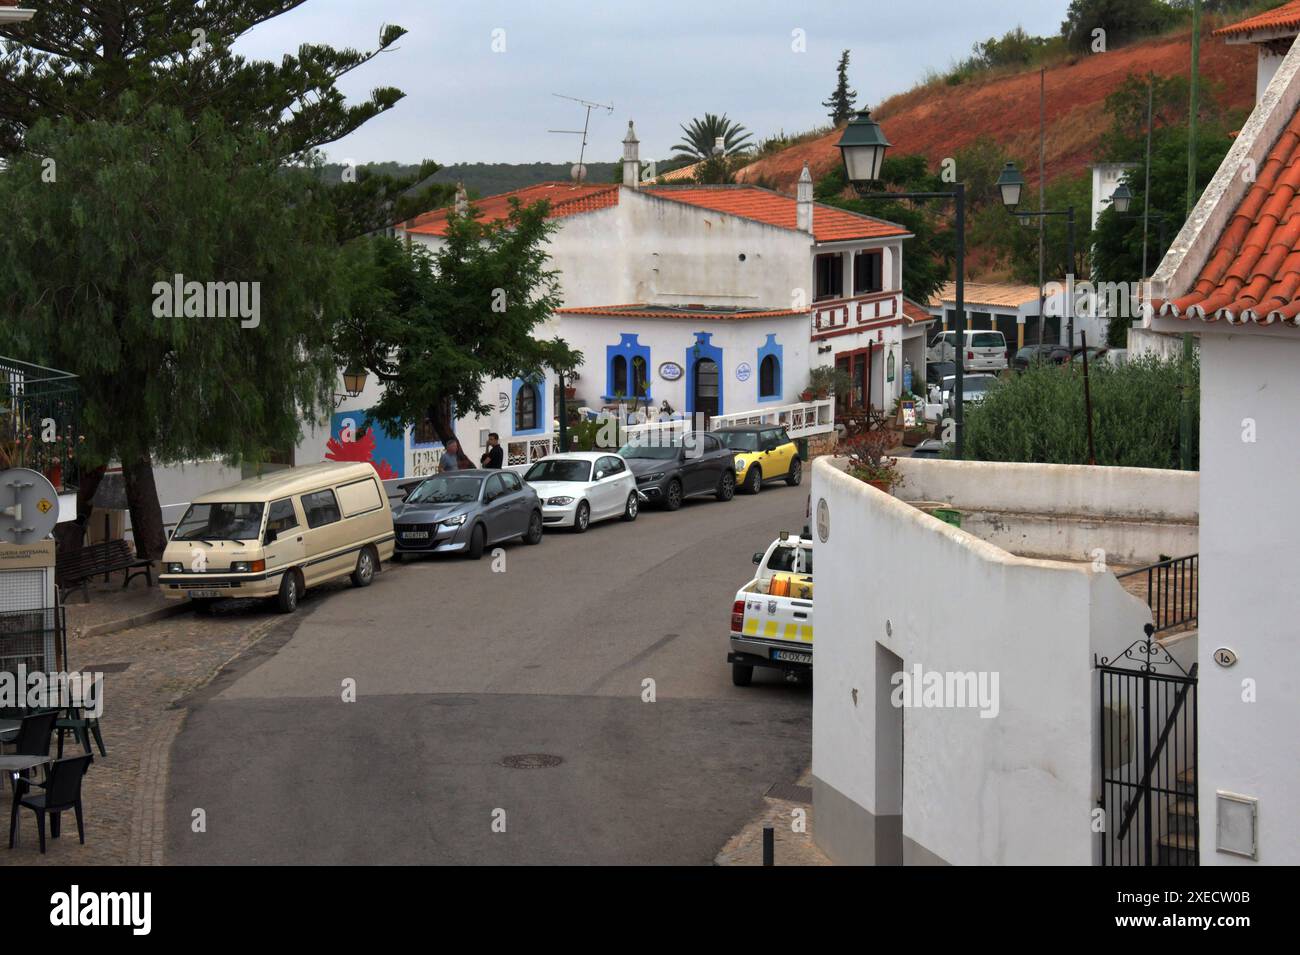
467;523;486;559
351;546;377;587
744;465;762;494
716;470;736;502
524;510;544;545
275;571;299;614
786;458;803;487
622;491;638;521
664;479;683;511
731;662;754;687
573;500;590;533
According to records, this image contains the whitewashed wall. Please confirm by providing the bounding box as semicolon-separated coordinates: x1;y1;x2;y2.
1198;333;1300;864
810;457;1150;865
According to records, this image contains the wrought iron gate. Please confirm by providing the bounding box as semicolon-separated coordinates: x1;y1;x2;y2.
1096;626;1198;866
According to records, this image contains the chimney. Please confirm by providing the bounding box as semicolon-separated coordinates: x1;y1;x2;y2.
623;121;641;189
796;162;814;235
454;181;468;216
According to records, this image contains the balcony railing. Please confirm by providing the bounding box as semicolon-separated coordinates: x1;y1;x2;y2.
711;398;836;439
1116;554;1198;635
0;356;82;492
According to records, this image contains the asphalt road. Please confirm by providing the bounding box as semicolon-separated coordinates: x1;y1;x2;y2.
166;479;812;864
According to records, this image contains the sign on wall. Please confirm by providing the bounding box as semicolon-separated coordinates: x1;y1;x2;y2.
659;362;683;381
735;362;752;382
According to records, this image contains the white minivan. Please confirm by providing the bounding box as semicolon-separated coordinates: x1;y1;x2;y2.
927;330;1009;372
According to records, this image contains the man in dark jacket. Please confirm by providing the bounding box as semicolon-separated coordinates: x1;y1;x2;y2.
480;432;504;469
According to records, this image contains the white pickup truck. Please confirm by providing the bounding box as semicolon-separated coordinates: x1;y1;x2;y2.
728;531;814;686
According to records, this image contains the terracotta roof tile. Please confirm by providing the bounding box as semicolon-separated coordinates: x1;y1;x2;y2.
643;185;911;243
902;298;934;324
1158;100;1300;326
402;182;620;236
1214;0;1300;38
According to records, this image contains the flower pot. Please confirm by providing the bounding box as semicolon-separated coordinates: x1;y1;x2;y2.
867;479;892;493
43;463;63;489
564;387;576;399
800;390;814;402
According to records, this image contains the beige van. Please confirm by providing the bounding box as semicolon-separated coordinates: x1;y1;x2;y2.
158;461;395;613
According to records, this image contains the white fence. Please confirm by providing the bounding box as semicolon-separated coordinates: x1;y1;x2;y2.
711;398;835;438
505;434;557;467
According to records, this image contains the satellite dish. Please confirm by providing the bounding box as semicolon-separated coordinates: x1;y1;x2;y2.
571;163;587;183
0;468;61;544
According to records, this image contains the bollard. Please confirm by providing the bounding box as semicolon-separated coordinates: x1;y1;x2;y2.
762;826;774;866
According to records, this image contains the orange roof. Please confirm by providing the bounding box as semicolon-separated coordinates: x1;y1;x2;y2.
644;185;910;244
1214;0;1300;38
556;304;808;321
902;298;935;324
1158;108;1300;325
403;182;620;236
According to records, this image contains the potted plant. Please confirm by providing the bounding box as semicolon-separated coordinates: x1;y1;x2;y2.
843;430;903;493
564;368;580;400
807;364;851;401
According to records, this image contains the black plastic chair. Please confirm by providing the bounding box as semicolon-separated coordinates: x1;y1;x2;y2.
9;753;93;853
3;711;58;791
56;706;107;758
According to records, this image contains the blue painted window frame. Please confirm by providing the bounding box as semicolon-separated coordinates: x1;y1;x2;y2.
757;333;783;403
605;333;652;401
511;378;546;436
685;331;724;416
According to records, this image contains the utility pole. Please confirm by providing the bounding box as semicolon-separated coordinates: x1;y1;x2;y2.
1181;0;1201;471
1037;66;1046;348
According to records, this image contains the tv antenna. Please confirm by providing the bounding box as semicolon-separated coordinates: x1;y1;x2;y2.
548;93;613;183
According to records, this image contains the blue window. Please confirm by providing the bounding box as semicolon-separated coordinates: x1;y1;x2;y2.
757;334;783;403
511;378;546;436
606;334;651;400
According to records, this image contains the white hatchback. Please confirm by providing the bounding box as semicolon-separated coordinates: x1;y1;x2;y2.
523;452;639;532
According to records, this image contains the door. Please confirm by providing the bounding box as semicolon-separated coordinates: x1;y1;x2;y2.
262;497;305;584
481;473;511;543
678;435;707;495
499;471;531;538
593;456;624;518
693;358;719;426
298;488;345;584
760;429;792;478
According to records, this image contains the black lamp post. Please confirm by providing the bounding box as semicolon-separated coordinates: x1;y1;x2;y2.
837;110;969;458
998;161;1076;351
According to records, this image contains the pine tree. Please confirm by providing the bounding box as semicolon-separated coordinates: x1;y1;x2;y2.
823;50;858;126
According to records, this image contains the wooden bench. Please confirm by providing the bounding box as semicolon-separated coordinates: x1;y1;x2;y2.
55;539;153;604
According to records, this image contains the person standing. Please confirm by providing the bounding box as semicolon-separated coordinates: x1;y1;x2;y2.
480;432;504;469
440;438;461;472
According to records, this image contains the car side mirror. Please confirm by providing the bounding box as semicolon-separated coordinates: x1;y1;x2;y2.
264;528;278;545
753;552;763;564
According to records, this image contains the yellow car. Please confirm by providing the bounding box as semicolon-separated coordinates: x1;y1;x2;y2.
714;426;802;494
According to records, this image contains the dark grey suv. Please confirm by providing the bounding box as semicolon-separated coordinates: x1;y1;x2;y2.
617;431;736;510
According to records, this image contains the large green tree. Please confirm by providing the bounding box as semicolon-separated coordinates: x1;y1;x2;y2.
0;105;342;556
672;113;753;161
335;201;580;466
822;50;857;126
0;1;424;552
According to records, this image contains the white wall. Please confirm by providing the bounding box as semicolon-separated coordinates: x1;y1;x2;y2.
1198;334;1300;864
811;458;1151;865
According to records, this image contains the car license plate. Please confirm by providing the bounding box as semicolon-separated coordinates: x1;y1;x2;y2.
188;589;222;599
772;649;811;665
402;531;430;539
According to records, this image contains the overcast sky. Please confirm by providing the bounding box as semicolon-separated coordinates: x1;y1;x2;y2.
235;0;1073;166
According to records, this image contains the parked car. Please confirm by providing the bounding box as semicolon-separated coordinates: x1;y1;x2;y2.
932;373;999;415
926;360;955;391
159;461;394;614
523;452;639;532
713;425;802;494
617;431;736;509
927;330;1009;372
1013;344;1071;371
910;438;946;458
391;469;542;560
1072;345;1110;365
729;530;814;686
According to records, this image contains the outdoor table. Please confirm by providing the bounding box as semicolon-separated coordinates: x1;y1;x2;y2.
0;720;18;741
1;753;51;795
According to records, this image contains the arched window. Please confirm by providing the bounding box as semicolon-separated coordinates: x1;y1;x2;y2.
631;356;647;397
611;355;628;396
759;354;780;398
515;383;538;432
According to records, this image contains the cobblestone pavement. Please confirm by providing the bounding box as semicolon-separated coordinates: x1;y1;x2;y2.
714;768;830;866
1;597;296;866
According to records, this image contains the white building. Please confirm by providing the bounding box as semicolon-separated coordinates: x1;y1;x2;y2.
303;125;914;478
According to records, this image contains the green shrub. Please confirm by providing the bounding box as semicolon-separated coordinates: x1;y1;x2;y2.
960;354;1198;469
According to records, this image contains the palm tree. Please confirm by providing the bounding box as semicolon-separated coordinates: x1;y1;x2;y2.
672;113;754;161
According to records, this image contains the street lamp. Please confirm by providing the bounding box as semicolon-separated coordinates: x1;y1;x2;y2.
836;112;969;458
998;160;1077;351
1110;182;1133;214
333;368;368;407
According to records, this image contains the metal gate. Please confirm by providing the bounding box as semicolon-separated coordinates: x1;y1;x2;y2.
1096;625;1198;866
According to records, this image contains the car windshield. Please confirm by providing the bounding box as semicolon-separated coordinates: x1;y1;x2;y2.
768;545;813;574
942;376;995;394
715;431;760;452
173;502;265;541
928;361;955;381
525;459;592;482
406;476;482;505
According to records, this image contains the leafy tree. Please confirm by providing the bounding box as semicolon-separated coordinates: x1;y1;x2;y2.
1061;0;1180;53
0;0;409;548
672;113;754;161
0;106;341;556
822;50;857;126
815;161;952;304
335;202;581;466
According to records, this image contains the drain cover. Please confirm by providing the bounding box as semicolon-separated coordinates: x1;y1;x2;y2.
501;754;563;769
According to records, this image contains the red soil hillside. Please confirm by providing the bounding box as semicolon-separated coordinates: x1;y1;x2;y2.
736;27;1256;193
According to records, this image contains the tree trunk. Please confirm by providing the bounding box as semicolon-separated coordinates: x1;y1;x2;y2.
428;399;473;468
76;464;106;529
122;452;167;560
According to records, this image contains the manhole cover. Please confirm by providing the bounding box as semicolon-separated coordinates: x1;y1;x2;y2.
501;754;563;769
